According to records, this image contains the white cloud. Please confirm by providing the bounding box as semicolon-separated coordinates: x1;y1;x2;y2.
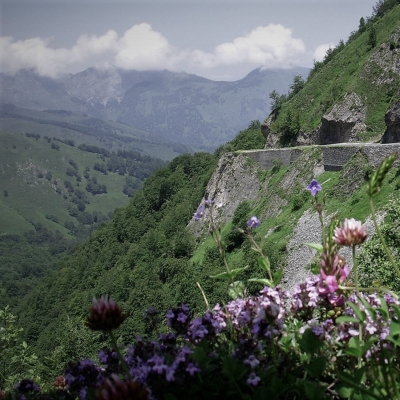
215;25;305;67
313;43;335;62
190;25;305;69
0;31;119;78
0;23;306;78
115;24;174;70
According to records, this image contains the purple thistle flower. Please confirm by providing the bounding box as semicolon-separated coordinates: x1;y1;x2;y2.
307;179;322;197
247;216;261;229
95;374;150;400
86;295;126;331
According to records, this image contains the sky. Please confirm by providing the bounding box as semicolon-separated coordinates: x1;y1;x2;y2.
0;0;379;81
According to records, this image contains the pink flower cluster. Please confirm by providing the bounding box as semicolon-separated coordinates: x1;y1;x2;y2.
318;252;350;307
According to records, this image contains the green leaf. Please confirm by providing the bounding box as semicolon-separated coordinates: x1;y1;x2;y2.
304;242;323;253
248;278;273;287
221;356;246;381
305;356;326;378
362;338;378;355
210;266;248;280
228;281;245;299
346;301;366;323
192;345;208;364
298;328;323;354
345;347;362;358
257;256;270;272
273;268;284;286
358;296;376;320
335;385;353;398
389;321;400;338
336;316;360;324
209;271;232;280
303;381;326;400
376;297;389;320
346;337;362;358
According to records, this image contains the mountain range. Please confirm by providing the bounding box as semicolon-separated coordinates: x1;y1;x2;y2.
0;66;309;152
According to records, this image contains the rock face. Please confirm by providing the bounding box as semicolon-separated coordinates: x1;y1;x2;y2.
317;92;367;144
381;102;400;143
188;152;261;236
262;115;281;148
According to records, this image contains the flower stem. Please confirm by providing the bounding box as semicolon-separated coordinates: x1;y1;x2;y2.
196;281;210;310
247;233;273;281
352;245;359;298
109;330;132;380
351;244;363;366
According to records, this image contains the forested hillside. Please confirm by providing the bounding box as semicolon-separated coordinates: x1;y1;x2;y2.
0;130;166;308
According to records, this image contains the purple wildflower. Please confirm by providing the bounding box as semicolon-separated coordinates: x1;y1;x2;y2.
185;363;201;376
244;355;260;369
194;205;205;220
247;216;261;229
205;199;215;207
149;355;167;374
247;372;261;386
64;359;104;399
307;179;322;197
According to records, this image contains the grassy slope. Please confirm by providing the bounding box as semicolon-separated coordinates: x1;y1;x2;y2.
271;5;400;141
0;133;123;235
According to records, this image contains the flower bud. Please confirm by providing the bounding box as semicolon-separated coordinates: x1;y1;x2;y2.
86;296;126;331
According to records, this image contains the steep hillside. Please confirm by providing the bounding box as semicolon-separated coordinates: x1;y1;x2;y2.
0;67;309;151
0;129;165;308
265;3;400;146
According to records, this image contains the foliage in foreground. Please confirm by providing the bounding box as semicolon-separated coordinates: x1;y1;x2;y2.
2;153;400;399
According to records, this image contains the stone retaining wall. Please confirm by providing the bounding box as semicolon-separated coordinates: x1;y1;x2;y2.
242;143;400;171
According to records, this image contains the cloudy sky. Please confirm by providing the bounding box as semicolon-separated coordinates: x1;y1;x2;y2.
0;0;378;81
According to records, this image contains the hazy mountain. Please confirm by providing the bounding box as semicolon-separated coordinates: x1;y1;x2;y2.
0;66;309;151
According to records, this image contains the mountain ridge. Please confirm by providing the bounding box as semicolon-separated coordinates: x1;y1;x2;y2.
0;66;310;151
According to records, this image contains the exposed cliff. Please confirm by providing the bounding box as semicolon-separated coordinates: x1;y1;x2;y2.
382;101;400;142
317;92;367;144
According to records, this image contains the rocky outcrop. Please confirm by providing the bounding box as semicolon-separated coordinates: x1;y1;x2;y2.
381;102;400;143
188;152;261;235
262;115;280;148
317;92;367;144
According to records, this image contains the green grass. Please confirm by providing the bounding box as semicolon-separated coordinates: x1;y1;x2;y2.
0;132;151;237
